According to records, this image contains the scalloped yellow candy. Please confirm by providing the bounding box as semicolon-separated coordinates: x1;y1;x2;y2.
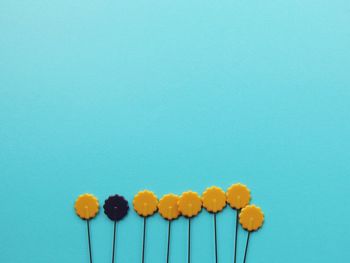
178;191;202;218
133;190;158;217
226;183;251;209
202;186;226;213
74;193;99;220
239;205;264;231
158;194;180;220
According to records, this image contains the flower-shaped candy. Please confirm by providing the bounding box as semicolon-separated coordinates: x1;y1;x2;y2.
226;183;251;210
75;193;99;220
133;190;158;217
239;205;264;231
202;186;226;213
104;194;129;221
178;191;202;218
158;194;180;221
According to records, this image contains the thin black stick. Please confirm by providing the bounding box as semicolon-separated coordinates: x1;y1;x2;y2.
234;210;239;263
188;218;191;263
142;217;147;263
214;213;218;263
112;221;117;263
243;232;251;263
166;220;172;263
87;220;93;263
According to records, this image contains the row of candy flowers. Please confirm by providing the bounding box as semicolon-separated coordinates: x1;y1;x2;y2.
74;183;264;263
75;183;264;229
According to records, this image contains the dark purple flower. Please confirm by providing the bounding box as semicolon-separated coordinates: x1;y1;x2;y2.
103;195;129;221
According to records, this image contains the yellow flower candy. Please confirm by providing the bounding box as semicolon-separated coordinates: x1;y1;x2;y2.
202;186;226;213
133;190;158;217
74;193;99;220
239;205;264;231
178;191;202;218
158;194;180;220
226;183;251;210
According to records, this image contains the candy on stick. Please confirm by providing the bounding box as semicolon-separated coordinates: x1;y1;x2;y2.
104;195;129;263
178;191;202;263
239;205;264;263
133;190;158;263
158;194;181;263
226;183;251;263
75;193;99;263
202;186;227;263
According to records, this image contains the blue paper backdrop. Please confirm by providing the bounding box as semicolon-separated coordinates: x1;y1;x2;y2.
1;0;350;262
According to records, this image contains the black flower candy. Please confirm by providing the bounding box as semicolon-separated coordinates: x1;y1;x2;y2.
103;194;129;221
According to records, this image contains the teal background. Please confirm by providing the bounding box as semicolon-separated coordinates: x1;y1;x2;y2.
1;0;349;262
